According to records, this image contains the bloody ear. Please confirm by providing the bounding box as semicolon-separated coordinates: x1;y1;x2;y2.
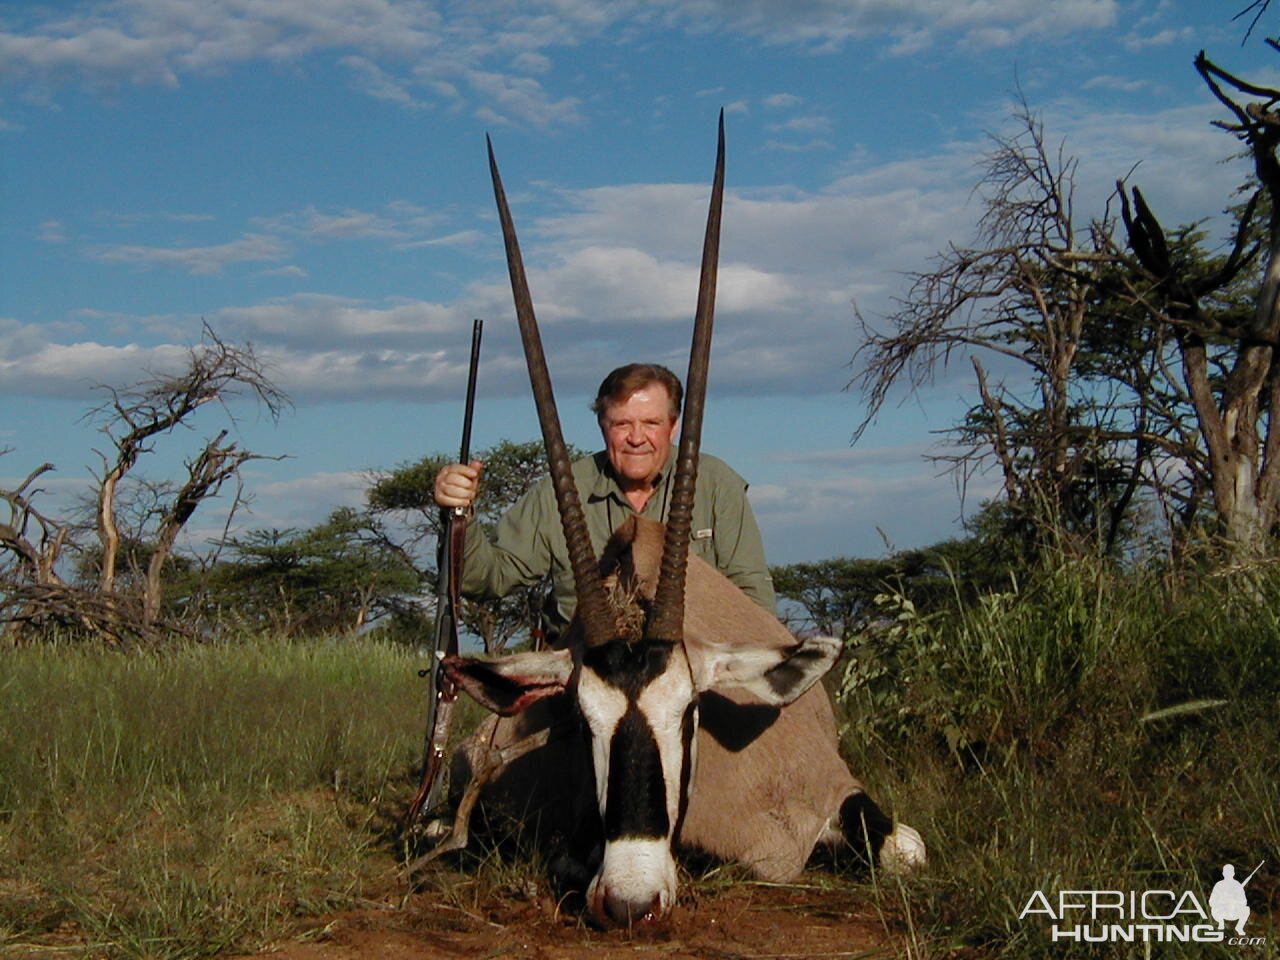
443;648;575;716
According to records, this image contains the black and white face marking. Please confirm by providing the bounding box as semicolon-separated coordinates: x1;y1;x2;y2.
577;638;696;927
443;622;843;929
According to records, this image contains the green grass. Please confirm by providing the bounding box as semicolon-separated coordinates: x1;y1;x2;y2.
0;638;427;959
838;556;1280;958
2;559;1278;959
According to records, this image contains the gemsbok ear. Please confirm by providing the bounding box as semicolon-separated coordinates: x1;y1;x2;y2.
443;649;575;716
690;634;841;706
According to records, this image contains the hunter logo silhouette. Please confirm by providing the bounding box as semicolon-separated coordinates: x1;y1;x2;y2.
1210;861;1263;936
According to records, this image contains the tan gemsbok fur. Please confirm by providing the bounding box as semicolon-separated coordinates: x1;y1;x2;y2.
416;116;925;928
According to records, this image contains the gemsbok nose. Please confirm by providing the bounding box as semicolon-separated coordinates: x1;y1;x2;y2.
600;888;662;927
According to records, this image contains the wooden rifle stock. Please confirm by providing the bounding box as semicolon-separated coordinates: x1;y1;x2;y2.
405;318;483;830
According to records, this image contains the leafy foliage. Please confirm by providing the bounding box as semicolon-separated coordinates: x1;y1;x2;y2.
773;542;970;639
772;504;1030;641
199;508;421;637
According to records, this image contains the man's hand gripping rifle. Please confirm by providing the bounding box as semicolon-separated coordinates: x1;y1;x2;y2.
404;317;483;832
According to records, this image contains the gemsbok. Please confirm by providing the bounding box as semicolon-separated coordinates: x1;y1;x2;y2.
421;114;925;928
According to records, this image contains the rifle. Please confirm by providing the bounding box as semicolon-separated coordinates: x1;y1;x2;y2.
405;317;483;830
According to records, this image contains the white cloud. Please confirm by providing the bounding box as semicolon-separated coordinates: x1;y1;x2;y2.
4;91;1257;414
253;470;367;506
764;138;834;153
90;232;287;275
341;54;429;109
1082;74;1152;93
1122;25;1196;50
0;320;192;397
215;293;467;347
763;92;802;109
1045;100;1254;230
96;210;216;227
657;0;1117;52
0;21;183;87
467;69;582;127
261;345;467;400
885;28;931;57
38;220;67;244
0;0;582;127
0;312;502;404
252;203;441;242
2;0;1123;126
511;51;552;74
750;463;990;559
768;114;832;134
395;229;485;250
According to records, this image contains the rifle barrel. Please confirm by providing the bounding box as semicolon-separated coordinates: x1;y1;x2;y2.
459;318;483;465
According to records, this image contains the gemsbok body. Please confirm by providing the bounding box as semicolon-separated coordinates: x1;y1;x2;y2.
433;115;925;928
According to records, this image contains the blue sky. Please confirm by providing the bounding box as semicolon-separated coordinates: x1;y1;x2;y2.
2;0;1275;565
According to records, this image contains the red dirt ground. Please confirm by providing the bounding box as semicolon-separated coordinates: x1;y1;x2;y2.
229;880;904;960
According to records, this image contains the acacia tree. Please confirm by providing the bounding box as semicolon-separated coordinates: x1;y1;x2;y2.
1110;53;1280;557
87;326;287;625
203;508;420;636
772;545;967;639
852;93;1269;560
1;327;288;642
850;102;1153;554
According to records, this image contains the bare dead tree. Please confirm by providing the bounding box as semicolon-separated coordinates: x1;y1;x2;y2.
2;326;289;643
0;457;69;588
141;430;283;628
850;101;1145;552
1110;52;1279;557
0;583;156;645
0;456;160;643
88;324;287;595
851;81;1280;560
1236;0;1274;43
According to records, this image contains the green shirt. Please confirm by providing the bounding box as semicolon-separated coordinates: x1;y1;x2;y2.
461;450;775;632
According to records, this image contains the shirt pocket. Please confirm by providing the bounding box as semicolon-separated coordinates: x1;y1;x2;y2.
689;526;714;560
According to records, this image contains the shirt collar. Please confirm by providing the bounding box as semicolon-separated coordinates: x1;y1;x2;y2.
587;448;676;506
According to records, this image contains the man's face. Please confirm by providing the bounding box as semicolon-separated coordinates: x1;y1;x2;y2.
600;384;679;488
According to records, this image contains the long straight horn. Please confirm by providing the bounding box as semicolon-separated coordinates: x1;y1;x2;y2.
487;135;615;648
648;111;724;644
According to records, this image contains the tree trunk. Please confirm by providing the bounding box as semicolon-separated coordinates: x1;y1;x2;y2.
97;467;125;593
1181;230;1280;556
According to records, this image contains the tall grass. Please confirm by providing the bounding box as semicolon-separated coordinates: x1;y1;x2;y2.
3;560;1278;959
839;556;1280;958
0;638;425;959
